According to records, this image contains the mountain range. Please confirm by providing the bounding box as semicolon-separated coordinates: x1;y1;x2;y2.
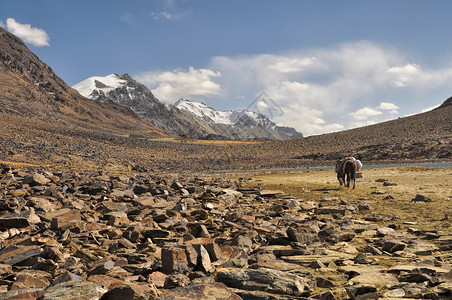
0;26;451;172
72;74;303;140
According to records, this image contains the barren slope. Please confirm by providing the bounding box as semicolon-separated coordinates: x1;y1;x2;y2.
0;28;163;138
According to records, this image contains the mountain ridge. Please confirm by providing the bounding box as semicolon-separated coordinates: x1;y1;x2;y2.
73;74;303;140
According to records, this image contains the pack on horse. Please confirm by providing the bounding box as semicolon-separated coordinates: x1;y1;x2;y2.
336;157;358;189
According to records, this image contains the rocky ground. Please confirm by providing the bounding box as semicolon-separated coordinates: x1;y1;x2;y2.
0;163;451;299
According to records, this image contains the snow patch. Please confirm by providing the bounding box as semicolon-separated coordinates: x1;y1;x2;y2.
175;98;276;128
175;98;235;125
73;74;127;99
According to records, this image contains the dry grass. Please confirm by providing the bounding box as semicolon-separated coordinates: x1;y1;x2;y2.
238;166;452;232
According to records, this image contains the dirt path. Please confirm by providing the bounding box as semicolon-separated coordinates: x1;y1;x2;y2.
238;166;452;232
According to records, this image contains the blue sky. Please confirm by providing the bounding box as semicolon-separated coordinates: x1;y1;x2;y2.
2;0;452;136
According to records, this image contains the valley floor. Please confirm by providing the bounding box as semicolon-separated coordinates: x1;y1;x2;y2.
236;166;452;232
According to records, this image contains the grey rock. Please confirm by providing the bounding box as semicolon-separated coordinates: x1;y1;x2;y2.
412;194;432;202
345;284;378;300
216;267;314;296
39;281;108;300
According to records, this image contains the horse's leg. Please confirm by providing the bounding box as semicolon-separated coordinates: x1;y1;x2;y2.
352;163;356;189
346;172;350;188
337;172;344;186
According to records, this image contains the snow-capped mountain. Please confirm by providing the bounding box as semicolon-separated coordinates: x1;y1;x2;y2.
175;99;279;129
73;74;128;100
73;74;303;140
175;99;235;125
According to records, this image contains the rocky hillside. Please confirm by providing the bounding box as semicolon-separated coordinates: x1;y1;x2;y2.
0;28;162;138
73;74;302;140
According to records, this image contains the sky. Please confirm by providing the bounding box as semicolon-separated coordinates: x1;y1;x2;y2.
2;0;452;136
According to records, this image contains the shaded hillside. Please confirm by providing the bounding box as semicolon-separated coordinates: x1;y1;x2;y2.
438;96;452;108
0;28;163;137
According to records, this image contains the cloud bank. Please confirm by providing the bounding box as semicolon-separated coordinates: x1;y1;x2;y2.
135;41;452;136
2;18;50;47
135;67;221;101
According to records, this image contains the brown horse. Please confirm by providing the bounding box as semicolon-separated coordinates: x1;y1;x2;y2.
336;158;356;189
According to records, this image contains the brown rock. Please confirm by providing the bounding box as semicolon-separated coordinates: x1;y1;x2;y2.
345;284;378;300
286;226;318;244
23;173;51;186
0;208;41;228
164;273;190;289
259;190;285;197
50;209;81;231
10;269;51;290
88;259;115;276
382;239;407;253
148;271;167;288
0;245;43;265
88;274;128;290
52;271;83;286
198;245;214;273
184;237;222;262
161;246;190;274
0;288;45;299
0;263;12;275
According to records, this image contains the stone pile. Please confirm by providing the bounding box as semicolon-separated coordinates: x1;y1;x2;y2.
0;164;451;299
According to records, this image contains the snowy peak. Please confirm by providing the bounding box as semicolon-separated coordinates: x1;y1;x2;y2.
72;74;127;100
175;99;235;125
175;98;276;128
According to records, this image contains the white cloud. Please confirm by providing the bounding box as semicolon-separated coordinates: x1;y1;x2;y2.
268;57;318;73
4;18;49;47
378;102;399;110
137;41;452;135
350;102;400;122
273;103;344;136
135;67;221;102
349;107;383;120
387;63;420;87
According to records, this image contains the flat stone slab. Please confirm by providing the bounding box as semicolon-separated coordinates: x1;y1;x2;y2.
388;264;450;274
216;267;314;296
39;281;108;300
348;273;400;289
281;252;353;266
338;265;387;275
0;245;43;265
